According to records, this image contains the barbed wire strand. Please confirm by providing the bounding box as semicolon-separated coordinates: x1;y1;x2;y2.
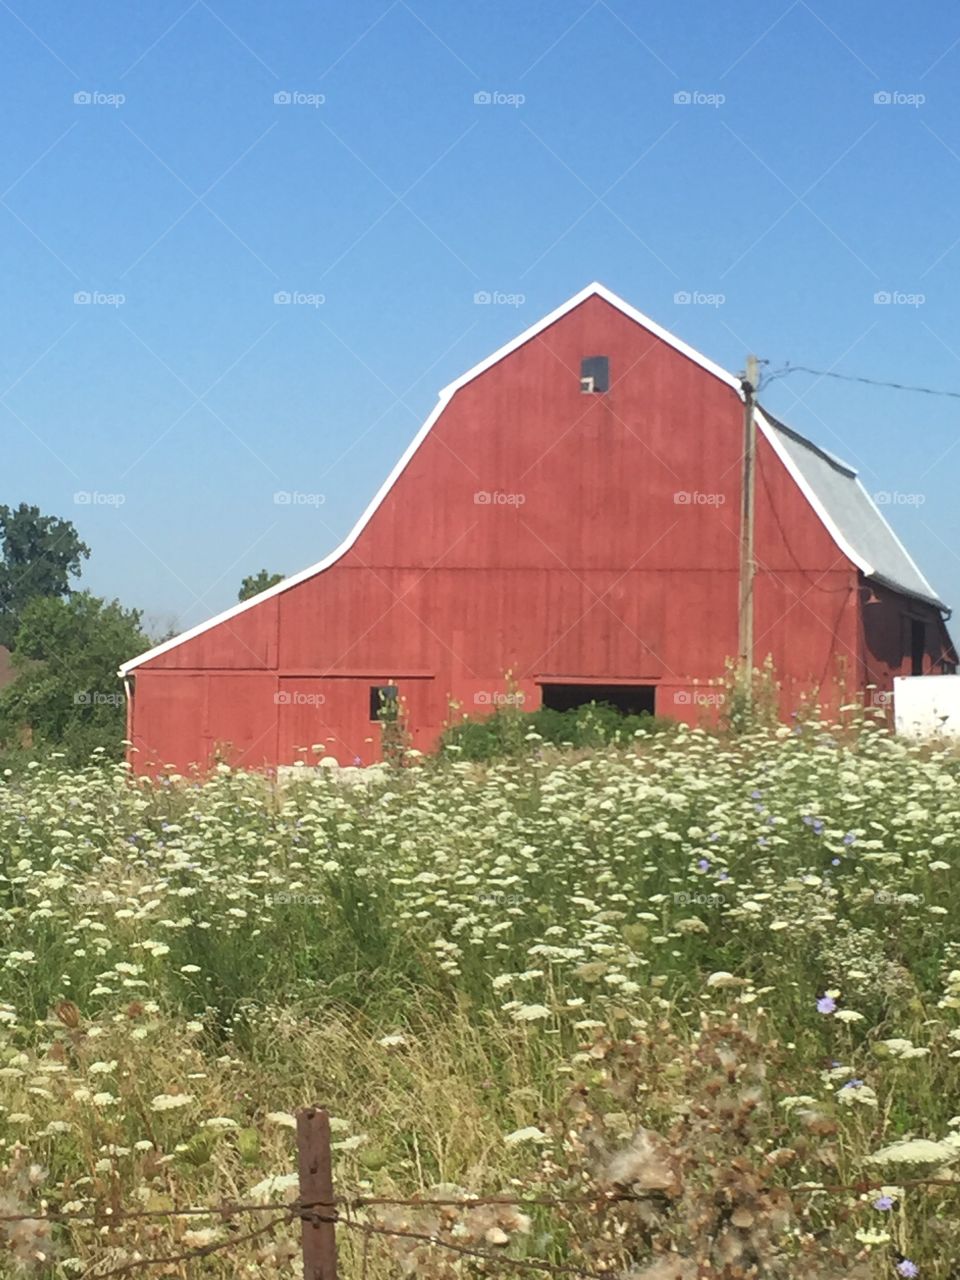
331;1214;612;1279
3;1176;960;1230
0;1191;638;1227
351;1191;644;1209
80;1210;292;1280
12;1177;958;1280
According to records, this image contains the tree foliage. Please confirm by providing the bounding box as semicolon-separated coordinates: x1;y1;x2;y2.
0;591;147;767
238;569;283;601
0;503;90;649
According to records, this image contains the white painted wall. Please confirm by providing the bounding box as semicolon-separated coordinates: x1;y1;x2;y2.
894;675;960;739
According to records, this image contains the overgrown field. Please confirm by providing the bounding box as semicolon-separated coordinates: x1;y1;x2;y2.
2;721;960;1277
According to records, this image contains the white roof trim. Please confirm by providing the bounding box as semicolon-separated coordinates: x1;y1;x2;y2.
121;282;745;674
754;407;874;577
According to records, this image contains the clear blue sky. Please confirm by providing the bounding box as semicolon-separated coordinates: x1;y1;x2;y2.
3;0;960;635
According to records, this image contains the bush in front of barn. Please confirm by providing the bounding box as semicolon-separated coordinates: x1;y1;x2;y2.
438;700;679;761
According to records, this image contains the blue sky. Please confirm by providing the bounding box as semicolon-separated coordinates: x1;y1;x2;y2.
3;0;960;635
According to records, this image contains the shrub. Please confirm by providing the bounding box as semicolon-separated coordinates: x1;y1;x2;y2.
439;700;678;761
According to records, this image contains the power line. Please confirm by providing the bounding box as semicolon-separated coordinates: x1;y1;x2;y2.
761;363;960;401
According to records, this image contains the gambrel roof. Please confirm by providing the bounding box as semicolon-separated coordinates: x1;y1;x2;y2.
121;283;946;675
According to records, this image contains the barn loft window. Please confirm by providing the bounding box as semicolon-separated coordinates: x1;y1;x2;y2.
910;620;926;676
540;683;655;716
580;355;609;393
370;684;399;722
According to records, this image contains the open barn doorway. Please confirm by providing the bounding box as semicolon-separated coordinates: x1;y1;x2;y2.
539;683;656;716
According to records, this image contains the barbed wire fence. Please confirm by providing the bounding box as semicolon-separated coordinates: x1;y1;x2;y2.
1;1105;956;1279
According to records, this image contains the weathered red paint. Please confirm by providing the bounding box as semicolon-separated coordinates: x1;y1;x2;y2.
126;294;954;773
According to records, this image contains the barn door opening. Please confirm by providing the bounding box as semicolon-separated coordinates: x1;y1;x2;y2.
540;683;656;716
910;619;926;676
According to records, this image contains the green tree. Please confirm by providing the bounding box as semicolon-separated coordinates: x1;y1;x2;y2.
238;569;283;601
0;504;90;649
0;591;147;767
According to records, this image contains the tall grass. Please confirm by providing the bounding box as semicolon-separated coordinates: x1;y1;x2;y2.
1;721;960;1274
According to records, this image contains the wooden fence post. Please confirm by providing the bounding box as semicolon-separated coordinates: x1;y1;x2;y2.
297;1106;338;1280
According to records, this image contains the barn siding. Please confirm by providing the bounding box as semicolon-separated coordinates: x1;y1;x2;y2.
128;294;941;772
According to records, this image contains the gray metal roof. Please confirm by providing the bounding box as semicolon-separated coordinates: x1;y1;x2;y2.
760;409;946;612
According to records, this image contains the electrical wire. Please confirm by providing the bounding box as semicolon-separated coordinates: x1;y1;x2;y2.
760;363;960;400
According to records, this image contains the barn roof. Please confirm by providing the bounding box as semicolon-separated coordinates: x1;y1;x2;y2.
120;284;947;675
759;409;944;610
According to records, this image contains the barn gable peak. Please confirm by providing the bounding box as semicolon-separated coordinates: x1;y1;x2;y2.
435;282;746;402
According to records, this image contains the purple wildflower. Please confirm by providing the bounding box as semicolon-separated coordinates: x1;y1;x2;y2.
896;1262;918;1278
843;832;856;846
817;995;837;1015
831;858;841;866
840;1079;863;1089
750;788;762;799
873;1195;894;1211
813;819;824;835
697;858;710;872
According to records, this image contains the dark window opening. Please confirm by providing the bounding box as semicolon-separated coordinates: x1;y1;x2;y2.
370;684;398;722
580;355;609;393
540;683;655;716
910;620;926;676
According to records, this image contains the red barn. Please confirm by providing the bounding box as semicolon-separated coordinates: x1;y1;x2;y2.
121;284;955;772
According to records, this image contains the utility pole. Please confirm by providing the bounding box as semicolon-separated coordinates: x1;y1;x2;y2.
738;355;759;684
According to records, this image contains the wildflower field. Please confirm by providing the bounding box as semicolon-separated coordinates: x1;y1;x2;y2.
2;719;960;1277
